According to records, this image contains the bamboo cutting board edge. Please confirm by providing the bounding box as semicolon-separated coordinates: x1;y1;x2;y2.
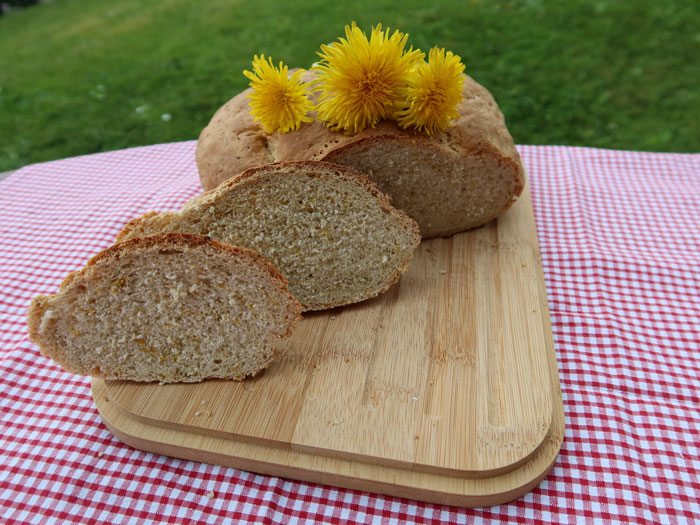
100;383;547;480
91;331;564;508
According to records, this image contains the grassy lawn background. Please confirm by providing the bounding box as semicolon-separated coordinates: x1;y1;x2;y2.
0;0;698;172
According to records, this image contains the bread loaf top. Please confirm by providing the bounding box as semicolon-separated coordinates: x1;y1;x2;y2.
275;75;521;168
196;74;524;192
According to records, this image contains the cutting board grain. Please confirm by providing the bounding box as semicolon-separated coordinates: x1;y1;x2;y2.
95;181;564;504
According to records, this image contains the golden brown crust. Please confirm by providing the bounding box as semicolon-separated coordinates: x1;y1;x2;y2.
197;75;524;188
278;75;523;170
204;160;393;210
116;211;160;244
274;117;401;162
26;295;51;357
195;92;272;191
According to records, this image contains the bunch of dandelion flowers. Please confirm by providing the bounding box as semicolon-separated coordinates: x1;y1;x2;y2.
398;47;466;136
243;55;315;134
312;23;424;134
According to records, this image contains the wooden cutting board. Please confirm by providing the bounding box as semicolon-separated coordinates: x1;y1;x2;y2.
94;182;565;506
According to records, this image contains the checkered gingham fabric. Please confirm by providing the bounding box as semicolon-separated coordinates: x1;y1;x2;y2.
1;142;698;524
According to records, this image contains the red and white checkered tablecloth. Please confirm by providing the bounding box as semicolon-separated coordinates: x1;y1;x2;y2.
1;142;698;523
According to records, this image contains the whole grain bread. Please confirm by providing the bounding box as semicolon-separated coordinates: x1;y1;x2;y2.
27;233;302;383
117;161;421;311
196;74;525;238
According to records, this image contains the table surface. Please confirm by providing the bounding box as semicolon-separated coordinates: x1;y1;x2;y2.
1;142;698;524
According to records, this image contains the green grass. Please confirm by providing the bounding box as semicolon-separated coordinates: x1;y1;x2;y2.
1;0;698;171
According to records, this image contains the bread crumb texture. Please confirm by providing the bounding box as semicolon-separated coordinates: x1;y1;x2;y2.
118;161;421;311
326;137;522;237
27;234;302;383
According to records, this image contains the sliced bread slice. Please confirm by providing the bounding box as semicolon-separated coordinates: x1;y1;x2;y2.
117;161;421;311
27;233;302;383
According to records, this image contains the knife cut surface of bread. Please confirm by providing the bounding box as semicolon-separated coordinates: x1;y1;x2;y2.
27;233;302;383
117;161;421;311
196;74;525;238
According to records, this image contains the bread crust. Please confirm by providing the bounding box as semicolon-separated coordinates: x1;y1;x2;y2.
196;74;525;238
196;91;273;191
198;160;395;213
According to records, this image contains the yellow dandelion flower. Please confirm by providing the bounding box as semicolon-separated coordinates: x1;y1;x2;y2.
312;23;424;134
397;47;466;136
243;55;315;134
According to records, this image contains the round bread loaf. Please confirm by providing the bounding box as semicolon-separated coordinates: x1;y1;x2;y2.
196;74;525;238
27;233;302;383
